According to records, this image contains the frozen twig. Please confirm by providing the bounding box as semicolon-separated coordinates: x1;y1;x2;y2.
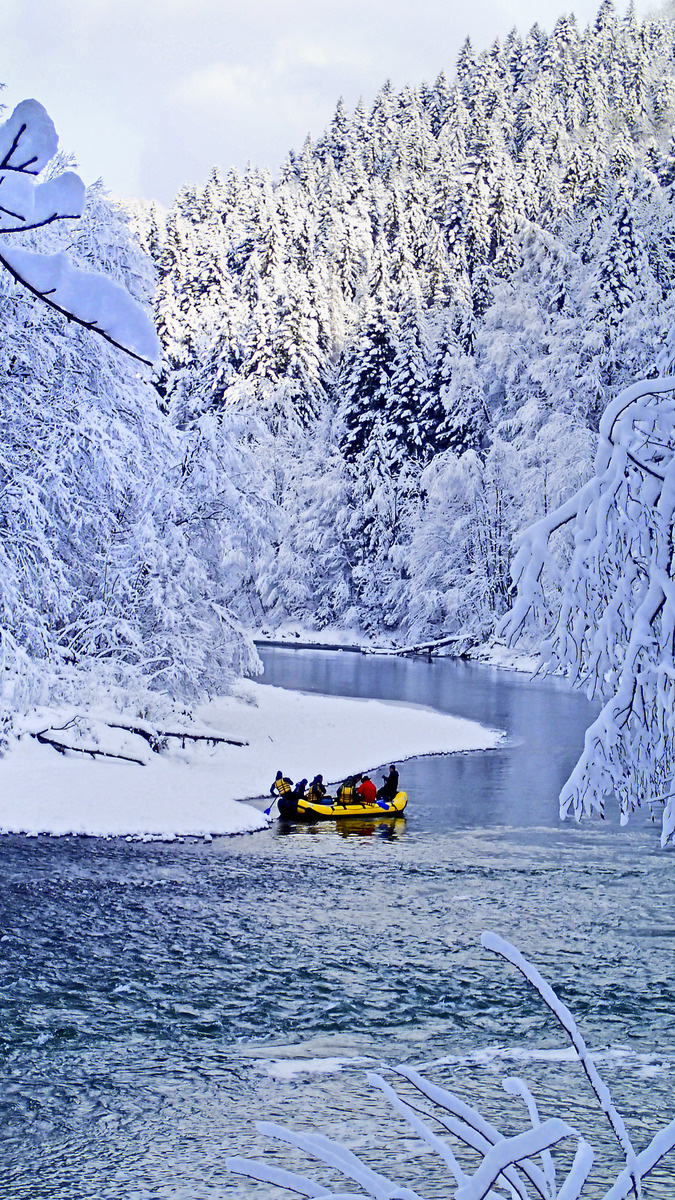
481;932;641;1199
503;1077;556;1199
391;1064;549;1199
228;936;675;1200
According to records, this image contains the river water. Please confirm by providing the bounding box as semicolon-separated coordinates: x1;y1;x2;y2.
1;649;673;1199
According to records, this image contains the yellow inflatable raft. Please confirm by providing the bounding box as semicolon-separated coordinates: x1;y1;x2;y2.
287;791;408;822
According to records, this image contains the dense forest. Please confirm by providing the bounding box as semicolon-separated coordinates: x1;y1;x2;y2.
140;0;675;656
0;176;259;737
5;1;675;730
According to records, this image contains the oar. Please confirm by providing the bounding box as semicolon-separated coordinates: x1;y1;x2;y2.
264;795;278;817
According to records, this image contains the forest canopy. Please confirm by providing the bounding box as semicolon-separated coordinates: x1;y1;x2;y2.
143;0;675;653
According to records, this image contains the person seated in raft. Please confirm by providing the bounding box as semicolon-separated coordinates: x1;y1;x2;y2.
291;778;308;800
306;774;327;804
376;764;399;800
336;774;361;804
270;770;294;801
277;792;298;820
356;775;377;804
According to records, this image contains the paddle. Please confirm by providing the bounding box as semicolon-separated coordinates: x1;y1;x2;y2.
263;796;278;817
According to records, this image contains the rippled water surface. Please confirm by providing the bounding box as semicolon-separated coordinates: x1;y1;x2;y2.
1;650;673;1198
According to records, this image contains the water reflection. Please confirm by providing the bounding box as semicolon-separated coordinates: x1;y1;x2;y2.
258;648;599;832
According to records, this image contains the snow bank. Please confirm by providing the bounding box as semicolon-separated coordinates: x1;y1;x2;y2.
469;640;541;674
0;680;503;839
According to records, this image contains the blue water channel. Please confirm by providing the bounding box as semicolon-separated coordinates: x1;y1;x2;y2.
1;649;673;1198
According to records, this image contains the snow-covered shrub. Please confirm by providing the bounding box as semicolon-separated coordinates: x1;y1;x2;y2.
499;364;675;844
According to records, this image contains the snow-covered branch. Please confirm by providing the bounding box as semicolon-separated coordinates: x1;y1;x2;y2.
498;370;675;842
481;932;641;1197
0;99;59;175
227;934;675;1199
0;244;159;365
0;99;159;365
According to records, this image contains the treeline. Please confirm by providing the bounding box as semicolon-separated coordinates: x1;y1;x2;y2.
143;0;675;648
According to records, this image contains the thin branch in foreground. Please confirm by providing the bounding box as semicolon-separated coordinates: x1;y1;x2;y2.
0;247;155;367
227;935;675;1200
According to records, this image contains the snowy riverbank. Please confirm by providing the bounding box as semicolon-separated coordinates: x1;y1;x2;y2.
0;679;504;839
255;626;541;674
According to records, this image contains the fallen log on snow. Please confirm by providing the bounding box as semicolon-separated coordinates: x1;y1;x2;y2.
364;636;464;659
29;715;248;764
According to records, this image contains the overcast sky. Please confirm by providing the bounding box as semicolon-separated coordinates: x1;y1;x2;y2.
3;0;646;207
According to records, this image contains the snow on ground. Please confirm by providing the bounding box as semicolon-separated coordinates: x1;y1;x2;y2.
469;640;541;674
0;679;504;840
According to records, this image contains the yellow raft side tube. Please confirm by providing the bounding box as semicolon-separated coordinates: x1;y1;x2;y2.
294;790;408;822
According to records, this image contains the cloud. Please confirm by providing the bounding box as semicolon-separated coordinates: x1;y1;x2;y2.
160;35;377;195
3;0;646;204
175;64;259;109
173;36;373;112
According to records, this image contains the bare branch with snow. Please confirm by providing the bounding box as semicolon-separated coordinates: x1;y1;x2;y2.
227;935;675;1200
0;99;159;366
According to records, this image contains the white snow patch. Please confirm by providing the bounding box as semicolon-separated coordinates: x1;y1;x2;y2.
418;1044;673;1073
264;1057;352;1079
0;680;503;839
470;640;541;674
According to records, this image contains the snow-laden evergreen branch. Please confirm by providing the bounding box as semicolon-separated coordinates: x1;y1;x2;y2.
228;935;675;1200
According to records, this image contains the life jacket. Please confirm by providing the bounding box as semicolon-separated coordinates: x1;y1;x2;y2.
274;776;293;797
307;782;324;803
338;782;355;803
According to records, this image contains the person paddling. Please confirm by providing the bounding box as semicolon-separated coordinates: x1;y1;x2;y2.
265;770;297;818
270;770;294;801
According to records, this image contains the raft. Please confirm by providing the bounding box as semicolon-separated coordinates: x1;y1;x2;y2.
281;790;408;822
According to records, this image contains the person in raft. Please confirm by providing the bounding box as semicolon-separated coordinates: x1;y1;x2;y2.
336;774;361;804
306;774;327;804
356;775;377;804
270;771;294;801
270;771;298;820
291;778;308;800
377;765;399;800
